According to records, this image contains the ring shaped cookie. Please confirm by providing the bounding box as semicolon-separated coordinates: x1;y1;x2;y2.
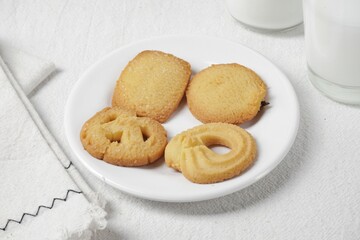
81;107;167;166
165;123;256;184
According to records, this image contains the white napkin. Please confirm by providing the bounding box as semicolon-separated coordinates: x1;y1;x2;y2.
0;48;106;240
0;47;55;95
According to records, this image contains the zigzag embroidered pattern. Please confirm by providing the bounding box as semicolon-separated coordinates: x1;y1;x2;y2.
0;189;82;231
65;161;73;169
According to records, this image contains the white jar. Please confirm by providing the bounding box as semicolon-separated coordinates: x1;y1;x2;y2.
303;0;360;104
226;0;303;31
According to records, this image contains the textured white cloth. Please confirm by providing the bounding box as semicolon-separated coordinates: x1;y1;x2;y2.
0;49;106;239
0;46;55;95
1;1;360;239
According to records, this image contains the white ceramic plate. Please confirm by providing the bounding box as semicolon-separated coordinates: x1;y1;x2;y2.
65;35;299;202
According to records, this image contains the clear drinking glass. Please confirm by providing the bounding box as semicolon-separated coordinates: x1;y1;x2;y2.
226;0;303;32
303;0;360;104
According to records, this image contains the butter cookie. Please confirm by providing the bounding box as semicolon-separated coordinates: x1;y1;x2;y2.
80;107;167;166
112;50;191;123
186;64;266;124
165;123;256;184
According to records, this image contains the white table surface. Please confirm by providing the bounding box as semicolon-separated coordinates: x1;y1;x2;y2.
1;1;359;239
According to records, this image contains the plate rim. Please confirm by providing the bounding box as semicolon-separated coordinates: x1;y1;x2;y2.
64;34;300;202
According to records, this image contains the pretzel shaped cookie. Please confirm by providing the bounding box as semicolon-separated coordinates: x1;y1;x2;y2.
81;107;167;166
165;123;256;184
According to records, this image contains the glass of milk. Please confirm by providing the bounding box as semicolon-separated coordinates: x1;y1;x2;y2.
303;0;360;104
225;0;303;31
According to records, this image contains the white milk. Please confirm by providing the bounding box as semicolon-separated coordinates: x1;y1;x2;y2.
304;0;360;87
226;0;303;30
